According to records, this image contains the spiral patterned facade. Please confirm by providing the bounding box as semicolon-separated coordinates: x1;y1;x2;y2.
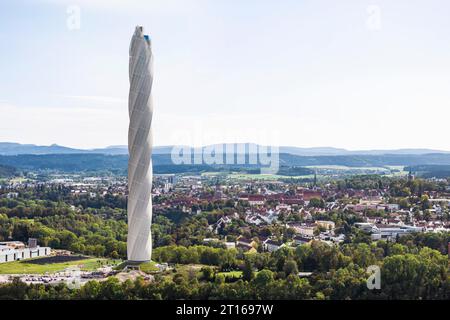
127;26;154;262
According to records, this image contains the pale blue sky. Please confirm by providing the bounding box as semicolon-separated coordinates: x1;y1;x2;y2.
1;0;450;150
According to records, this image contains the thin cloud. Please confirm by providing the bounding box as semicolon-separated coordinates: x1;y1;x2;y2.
36;0;201;14
59;95;127;104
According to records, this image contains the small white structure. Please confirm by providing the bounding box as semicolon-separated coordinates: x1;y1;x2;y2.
355;223;423;241
263;239;285;252
371;225;423;241
0;241;51;264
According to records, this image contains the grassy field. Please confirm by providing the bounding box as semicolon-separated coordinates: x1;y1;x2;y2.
227;173;312;181
9;177;28;184
384;165;408;177
305;165;391;171
114;260;159;274
0;256;110;274
138;261;159;273
201;172;228;177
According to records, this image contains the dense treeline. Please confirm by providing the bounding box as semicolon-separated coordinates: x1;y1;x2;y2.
3;153;450;175
0;212;127;258
334;175;447;193
0;164;16;178
0;189;223;258
0;194;128;258
406;165;450;179
0;186;127;210
0;242;448;300
153;245;237;268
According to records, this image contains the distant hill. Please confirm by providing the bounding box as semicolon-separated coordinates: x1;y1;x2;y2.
2;153;450;175
1;142;449;156
88;145;183;155
278;146;450;156
89;145;128;155
0;154;128;173
0;143;189;156
0;142;82;155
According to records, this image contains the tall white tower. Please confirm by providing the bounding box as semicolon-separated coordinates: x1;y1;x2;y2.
127;26;154;262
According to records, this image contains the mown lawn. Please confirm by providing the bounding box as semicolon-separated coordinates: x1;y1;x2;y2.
227;173;312;181
139;261;159;273
0;257;109;274
114;260;159;274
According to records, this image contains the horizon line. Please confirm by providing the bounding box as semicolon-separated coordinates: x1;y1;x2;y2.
1;141;450;153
